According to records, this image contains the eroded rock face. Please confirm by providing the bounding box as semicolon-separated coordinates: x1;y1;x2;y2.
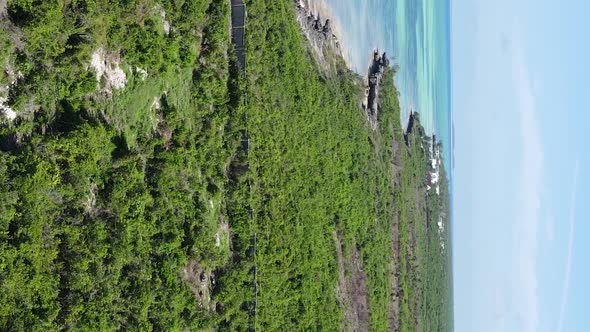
90;47;127;96
293;0;392;132
135;67;148;81
294;0;342;68
0;96;16;121
181;260;216;310
0;65;23;122
363;50;390;130
159;8;170;35
0;0;7;19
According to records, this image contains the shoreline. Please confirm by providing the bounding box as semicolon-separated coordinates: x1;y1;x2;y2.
296;0;451;182
298;0;354;70
295;1;390;80
301;1;382;75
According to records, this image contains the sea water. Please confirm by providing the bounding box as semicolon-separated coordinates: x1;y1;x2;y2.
307;0;452;174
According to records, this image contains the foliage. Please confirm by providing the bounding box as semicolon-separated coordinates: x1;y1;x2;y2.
0;0;452;330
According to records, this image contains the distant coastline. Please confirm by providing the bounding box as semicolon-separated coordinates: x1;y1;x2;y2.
294;0;450;178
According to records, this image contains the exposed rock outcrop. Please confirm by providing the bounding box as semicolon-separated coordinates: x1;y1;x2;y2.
0;96;16;121
135;67;148;81
0;0;7;19
294;0;343;68
362;50;389;130
90;47;127;96
403;110;416;147
182;260;216;311
159;8;171;35
0;64;23;122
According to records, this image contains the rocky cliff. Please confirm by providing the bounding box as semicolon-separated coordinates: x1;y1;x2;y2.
363;50;390;130
294;0;343;69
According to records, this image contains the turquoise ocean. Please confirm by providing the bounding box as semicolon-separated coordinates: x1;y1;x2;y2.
309;0;452;175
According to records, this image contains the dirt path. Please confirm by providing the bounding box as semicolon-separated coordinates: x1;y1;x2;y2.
334;231;370;332
334;231;353;330
388;211;401;332
388;135;404;331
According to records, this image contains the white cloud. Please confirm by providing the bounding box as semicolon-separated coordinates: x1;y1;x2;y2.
511;28;543;332
557;161;580;332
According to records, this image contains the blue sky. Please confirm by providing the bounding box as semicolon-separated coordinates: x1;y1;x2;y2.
452;0;590;331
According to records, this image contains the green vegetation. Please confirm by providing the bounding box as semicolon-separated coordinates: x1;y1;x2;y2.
1;0;452;330
395;113;453;332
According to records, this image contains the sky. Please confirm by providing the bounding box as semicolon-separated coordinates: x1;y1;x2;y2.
452;0;590;331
